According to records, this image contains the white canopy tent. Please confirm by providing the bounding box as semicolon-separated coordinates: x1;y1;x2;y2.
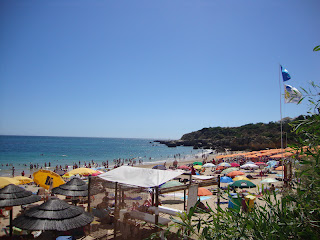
98;166;184;188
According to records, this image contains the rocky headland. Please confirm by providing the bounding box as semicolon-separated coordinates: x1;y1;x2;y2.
155;116;304;152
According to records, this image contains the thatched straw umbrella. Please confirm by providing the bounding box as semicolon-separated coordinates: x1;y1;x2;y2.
12;197;93;232
52;178;88;197
0;184;41;236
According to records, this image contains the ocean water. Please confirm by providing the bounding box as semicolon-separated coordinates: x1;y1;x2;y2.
0;135;207;176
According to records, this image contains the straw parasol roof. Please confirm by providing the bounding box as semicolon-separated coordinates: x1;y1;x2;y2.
12;197;93;231
0;184;42;236
0;184;41;207
52;178;88;197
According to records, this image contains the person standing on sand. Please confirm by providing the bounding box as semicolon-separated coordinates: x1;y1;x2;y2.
12;166;15;177
21;170;25;176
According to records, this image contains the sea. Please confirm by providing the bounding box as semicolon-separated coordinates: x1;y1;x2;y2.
0;135;210;177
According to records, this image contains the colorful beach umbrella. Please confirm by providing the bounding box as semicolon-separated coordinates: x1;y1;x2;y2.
221;167;238;175
229;180;256;188
255;162;267;166
218;162;231;167
160;180;183;189
177;165;191;170
233;176;251;181
66;168;98;176
193;165;203;170
33;170;65;190
202;163;216;168
220;176;233;183
216;166;225;171
275;166;284;171
193;162;203;166
261;178;279;184
0;177;20;188
240;163;259;169
230;162;240;167
197;187;213;196
227;171;245;178
13;176;33;185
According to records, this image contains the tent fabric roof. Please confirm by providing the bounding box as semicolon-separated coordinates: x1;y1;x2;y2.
98;166;183;188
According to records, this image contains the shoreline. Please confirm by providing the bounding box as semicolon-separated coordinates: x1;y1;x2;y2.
0;149;215;177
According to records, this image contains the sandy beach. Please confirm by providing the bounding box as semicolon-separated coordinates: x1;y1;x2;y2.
0;152;284;239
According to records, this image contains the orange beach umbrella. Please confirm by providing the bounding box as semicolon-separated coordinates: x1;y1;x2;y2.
197;187;213;196
275;166;284;171
227;171;245;178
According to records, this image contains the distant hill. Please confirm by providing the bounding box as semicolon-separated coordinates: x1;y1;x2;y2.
156;116;304;152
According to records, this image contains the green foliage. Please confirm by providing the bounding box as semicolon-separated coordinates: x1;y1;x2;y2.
153;49;320;239
313;45;320;52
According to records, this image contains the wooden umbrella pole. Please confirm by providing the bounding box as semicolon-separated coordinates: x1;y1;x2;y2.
217;175;221;208
114;182;118;239
87;176;91;212
10;208;13;237
155;186;159;227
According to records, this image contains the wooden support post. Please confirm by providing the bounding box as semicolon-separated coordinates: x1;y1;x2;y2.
152;188;155;206
183;189;186;211
114;182;118;239
87;175;91;212
9;208;13;237
217;175;220;207
155;186;159;227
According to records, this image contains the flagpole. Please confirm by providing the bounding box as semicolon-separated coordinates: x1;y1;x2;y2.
278;64;284;182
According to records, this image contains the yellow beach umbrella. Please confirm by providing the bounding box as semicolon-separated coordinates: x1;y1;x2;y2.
233;176;251;181
0;177;20;188
193;165;203;170
33;170;65;190
66;168;97;176
14;176;33;185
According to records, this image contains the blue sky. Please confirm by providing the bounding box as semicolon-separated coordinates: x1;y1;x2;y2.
0;0;319;139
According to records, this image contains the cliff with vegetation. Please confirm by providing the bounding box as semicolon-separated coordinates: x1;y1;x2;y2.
156;116;305;152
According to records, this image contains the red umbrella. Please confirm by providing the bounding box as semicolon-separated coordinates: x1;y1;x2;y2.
230;162;240;167
178;165;191;170
216;166;225;171
255;162;267;165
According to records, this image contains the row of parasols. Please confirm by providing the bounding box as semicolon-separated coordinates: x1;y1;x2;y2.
0;178;93;237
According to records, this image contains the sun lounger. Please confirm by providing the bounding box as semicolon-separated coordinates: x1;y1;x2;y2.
129;210;171;226
148;206;183;216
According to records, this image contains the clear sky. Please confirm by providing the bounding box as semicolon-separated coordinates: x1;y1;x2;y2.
0;0;319;139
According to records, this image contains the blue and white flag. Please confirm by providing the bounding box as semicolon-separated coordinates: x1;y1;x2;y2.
284;84;302;104
281;65;291;82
